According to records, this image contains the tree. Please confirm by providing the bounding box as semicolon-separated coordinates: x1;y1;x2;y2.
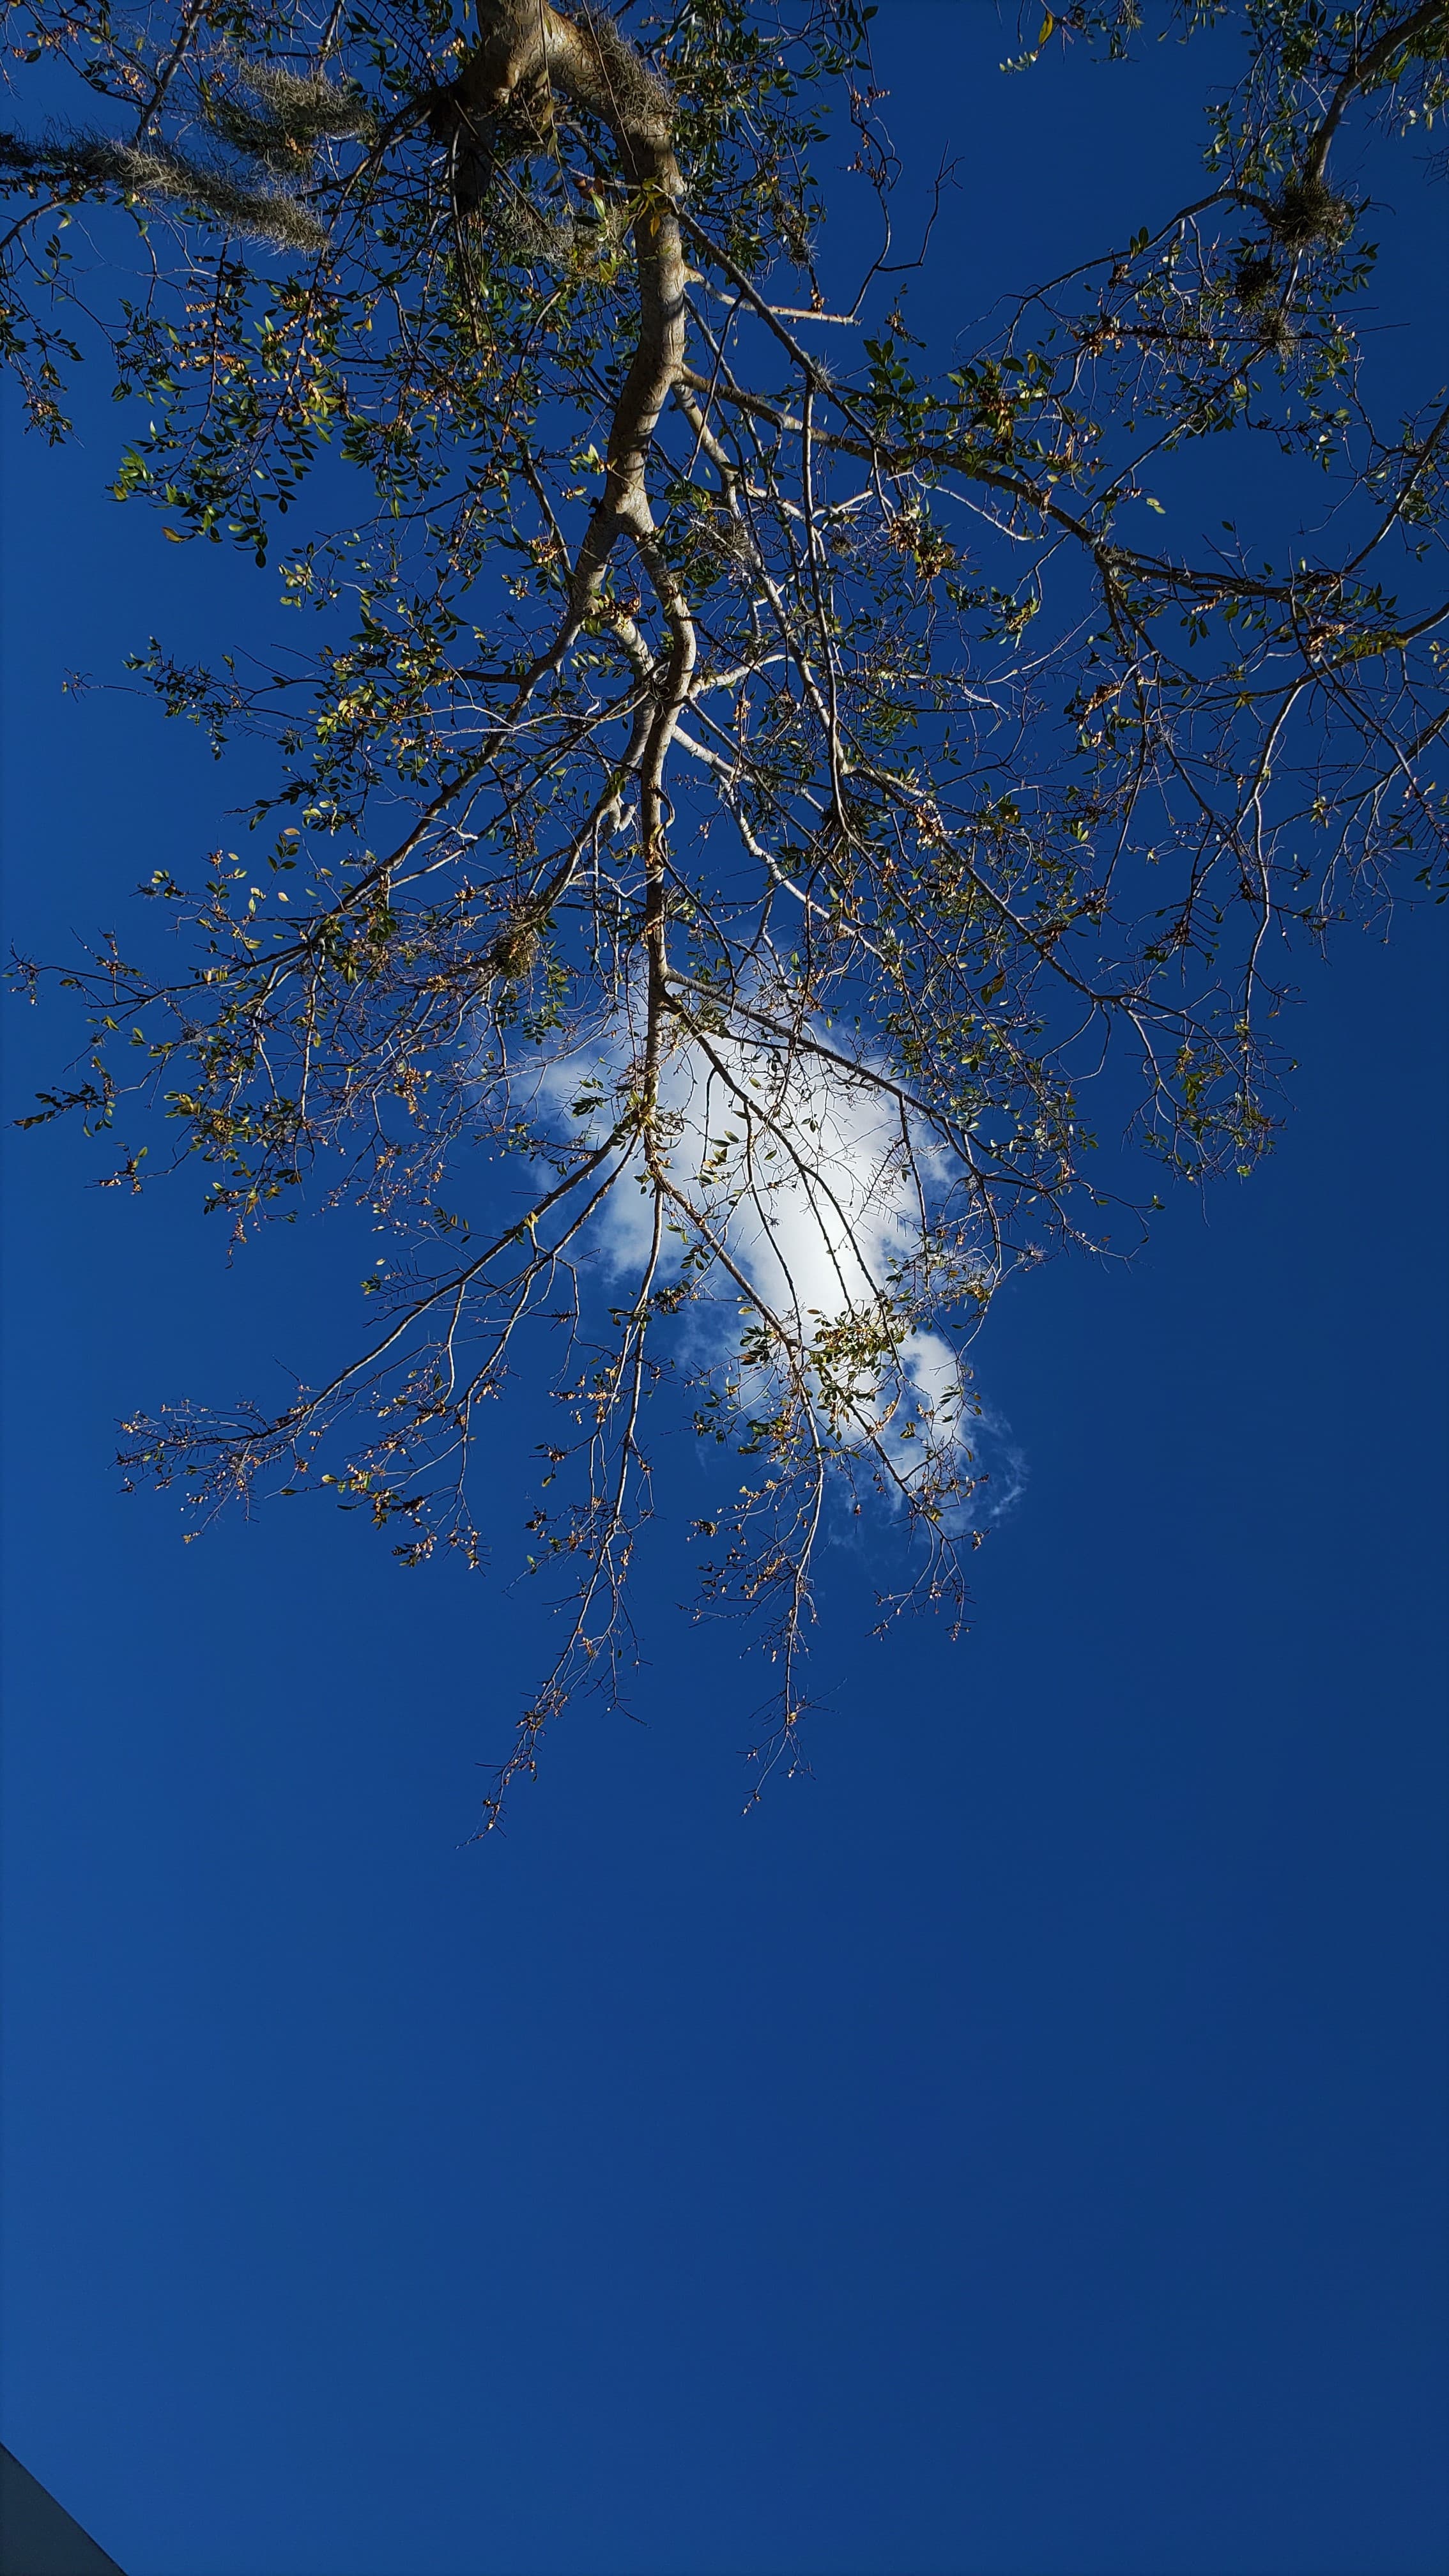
4;0;1446;1816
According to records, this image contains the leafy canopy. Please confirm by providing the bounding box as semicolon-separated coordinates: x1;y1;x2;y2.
4;0;1447;1812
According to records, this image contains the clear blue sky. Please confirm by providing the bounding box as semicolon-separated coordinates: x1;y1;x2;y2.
3;9;1447;2572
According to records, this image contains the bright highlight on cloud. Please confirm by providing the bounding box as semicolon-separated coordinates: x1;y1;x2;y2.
523;992;1024;1525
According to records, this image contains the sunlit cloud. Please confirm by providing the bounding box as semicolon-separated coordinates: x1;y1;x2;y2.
517;990;1024;1525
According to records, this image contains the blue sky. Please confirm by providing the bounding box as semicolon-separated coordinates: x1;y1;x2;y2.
3;8;1447;2572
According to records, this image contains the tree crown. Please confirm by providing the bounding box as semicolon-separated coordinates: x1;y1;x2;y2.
5;0;1446;1813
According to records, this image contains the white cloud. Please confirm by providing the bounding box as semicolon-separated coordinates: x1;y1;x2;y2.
516;989;1019;1517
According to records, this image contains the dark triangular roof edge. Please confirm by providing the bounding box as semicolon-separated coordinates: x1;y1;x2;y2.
0;2446;126;2576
